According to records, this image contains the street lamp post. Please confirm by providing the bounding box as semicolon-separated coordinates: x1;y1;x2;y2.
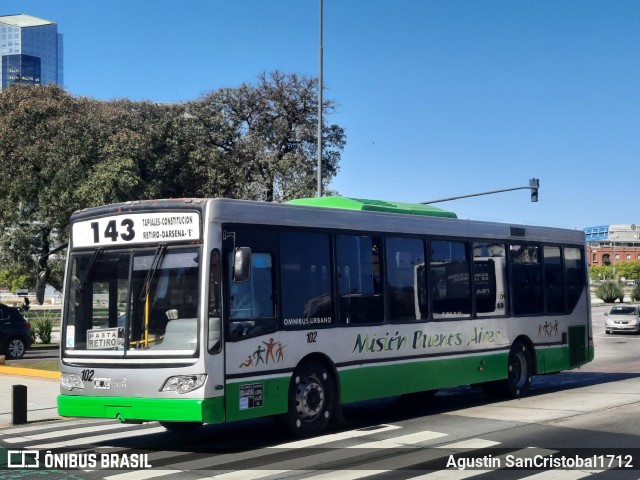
317;0;323;198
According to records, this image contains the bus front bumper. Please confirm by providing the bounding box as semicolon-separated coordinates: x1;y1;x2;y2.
57;395;224;424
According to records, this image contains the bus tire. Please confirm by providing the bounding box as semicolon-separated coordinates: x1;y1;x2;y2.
159;421;203;432
483;342;532;398
286;361;335;437
506;341;533;397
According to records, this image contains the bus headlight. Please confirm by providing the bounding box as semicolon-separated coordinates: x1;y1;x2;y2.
161;375;207;394
61;373;85;391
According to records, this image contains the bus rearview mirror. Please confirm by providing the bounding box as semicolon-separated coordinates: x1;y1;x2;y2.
233;247;251;282
35;270;47;305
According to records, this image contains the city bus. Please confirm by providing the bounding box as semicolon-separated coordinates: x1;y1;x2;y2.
50;196;593;436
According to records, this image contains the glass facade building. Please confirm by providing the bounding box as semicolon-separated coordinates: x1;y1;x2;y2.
0;14;63;89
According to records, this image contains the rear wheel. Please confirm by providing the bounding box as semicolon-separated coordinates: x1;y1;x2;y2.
506;342;533;397
6;337;26;359
483;341;533;398
286;361;335;437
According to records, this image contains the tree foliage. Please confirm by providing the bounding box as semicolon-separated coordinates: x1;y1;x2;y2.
613;261;640;281
0;73;346;290
589;262;640;282
588;265;613;281
186;71;344;201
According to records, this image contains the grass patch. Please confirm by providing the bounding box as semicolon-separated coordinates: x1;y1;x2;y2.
5;359;59;371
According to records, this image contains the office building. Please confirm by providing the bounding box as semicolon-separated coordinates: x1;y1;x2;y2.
0;14;63;89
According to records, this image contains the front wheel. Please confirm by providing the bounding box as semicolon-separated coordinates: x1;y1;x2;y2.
285;361;335;437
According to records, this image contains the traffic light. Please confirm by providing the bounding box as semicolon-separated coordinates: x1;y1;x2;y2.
529;178;540;203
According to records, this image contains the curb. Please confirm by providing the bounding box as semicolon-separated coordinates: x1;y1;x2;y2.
0;365;61;379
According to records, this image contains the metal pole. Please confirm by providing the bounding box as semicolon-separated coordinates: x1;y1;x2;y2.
317;0;323;197
421;178;540;204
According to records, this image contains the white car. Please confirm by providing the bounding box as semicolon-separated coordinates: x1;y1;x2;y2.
605;306;640;334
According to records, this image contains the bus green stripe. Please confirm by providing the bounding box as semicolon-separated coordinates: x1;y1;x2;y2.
338;352;509;403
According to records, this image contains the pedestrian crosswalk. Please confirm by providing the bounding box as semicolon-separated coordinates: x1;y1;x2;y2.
0;418;609;479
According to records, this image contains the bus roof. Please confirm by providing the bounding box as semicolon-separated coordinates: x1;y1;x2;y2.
286;196;457;218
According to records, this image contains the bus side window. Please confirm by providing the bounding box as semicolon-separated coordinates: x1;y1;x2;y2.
473;242;507;317
544;246;564;314
510;244;543;315
337;235;384;325
430;240;471;319
564;247;584;312
228;251;277;340
386;237;427;321
280;231;333;328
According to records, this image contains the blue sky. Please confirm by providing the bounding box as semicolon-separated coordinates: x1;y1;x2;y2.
4;1;639;229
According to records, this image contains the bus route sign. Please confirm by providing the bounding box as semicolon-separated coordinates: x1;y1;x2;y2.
72;212;201;247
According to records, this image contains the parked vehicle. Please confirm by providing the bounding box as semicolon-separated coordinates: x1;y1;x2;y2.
0;304;32;358
605;306;640;334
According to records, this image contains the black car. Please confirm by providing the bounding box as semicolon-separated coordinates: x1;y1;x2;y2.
0;304;32;359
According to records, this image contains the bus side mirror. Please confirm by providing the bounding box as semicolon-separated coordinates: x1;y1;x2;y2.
233;247;251;282
35;270;47;305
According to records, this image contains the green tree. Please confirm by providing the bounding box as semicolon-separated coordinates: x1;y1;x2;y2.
614;261;640;281
187;71;346;201
588;265;614;282
0;267;30;292
0;75;346;288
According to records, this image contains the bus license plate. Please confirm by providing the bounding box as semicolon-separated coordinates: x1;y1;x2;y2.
94;378;111;389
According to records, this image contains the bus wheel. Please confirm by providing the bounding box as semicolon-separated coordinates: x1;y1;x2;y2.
286;361;335;437
159;421;203;432
506;342;533;397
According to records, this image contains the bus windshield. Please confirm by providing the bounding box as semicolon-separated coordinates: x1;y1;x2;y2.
64;246;200;356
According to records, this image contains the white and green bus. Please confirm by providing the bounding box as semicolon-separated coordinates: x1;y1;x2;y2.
53;196;593;436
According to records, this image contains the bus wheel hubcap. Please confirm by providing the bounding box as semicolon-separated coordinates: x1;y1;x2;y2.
296;376;325;420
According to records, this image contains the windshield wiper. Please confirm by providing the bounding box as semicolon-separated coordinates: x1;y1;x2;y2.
139;244;167;301
80;248;104;293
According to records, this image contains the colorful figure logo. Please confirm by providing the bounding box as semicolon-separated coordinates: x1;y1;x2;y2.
240;337;287;368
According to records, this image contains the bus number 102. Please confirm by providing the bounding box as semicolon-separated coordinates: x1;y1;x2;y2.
91;219;135;243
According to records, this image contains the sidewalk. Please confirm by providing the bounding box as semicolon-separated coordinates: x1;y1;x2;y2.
0;366;61;427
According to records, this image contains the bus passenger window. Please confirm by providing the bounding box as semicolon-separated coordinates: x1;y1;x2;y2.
280;231;333;329
510;244;543;315
430;240;471;319
544;246;564;314
473;242;507;317
386;237;426;321
564;247;584;312
337;235;383;325
228;252;276;339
